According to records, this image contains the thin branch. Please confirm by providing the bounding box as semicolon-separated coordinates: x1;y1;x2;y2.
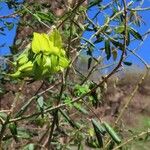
22;5;51;29
47;74;64;148
128;7;150;11
0;81;25;147
15;80;61;118
115;69;149;125
57;0;87;29
113;129;150;150
104;0;128;147
0;12;18;19
127;49;149;69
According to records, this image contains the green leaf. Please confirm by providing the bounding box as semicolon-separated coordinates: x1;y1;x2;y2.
32;61;43;79
43;55;51;68
35;53;43;66
103;122;121;144
17;53;29;66
34;116;48;127
78;22;85;31
32;32;52;54
81;37;95;48
105;40;111;60
37;96;44;108
50;55;59;70
115;26;124;34
64;96;72;108
86;136;99;148
4;22;14;30
128;27;143;41
9;123;17;136
18;61;33;72
74;103;89;115
59;56;69;68
87;48;92;56
36;11;54;23
17;128;33;139
75;84;90;96
109;38;123;49
15;39;22;45
10;70;21;78
9;122;18;142
86;27;94;31
94;129;103;148
108;141;115;150
0;112;7;120
88;0;103;8
32;32;62;56
88;57;92;69
94;37;104;44
112;48;117;61
123;61;132;66
49;29;62;49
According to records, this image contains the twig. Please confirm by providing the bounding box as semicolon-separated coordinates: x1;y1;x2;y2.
113;129;150;150
127;49;149;69
0;12;19;19
15;80;61;118
57;0;87;29
47;10;75;147
0;81;25;148
81;98;102;122
128;7;150;11
47;74;64;148
22;5;51;29
104;0;128;148
15;81;44;117
115;69;149;124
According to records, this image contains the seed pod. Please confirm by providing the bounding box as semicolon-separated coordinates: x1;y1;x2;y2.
91;119;105;148
91;119;106;136
103;122;121;144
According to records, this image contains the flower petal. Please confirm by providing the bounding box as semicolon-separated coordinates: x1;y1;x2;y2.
32;32;51;54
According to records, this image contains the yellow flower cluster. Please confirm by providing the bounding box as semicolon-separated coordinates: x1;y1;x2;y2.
11;29;69;79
